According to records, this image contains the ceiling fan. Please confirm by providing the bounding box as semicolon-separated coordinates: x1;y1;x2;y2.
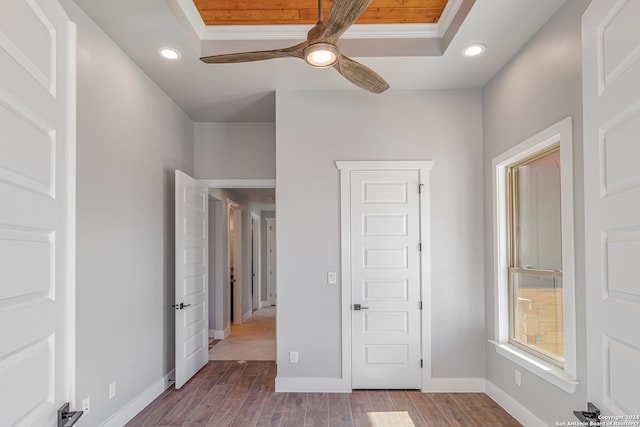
200;0;389;94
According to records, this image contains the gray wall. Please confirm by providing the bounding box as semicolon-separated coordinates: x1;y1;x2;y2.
61;2;195;425
482;0;589;424
276;90;485;379
194;122;276;179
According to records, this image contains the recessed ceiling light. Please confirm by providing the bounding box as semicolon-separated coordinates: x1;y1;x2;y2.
463;44;486;57
158;47;181;60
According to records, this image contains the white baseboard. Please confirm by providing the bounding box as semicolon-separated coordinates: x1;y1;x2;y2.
101;369;174;427
212;326;230;340
242;310;252;322
422;377;486;392
275;376;486;394
260;300;269;308
485;381;547;427
275;377;350;393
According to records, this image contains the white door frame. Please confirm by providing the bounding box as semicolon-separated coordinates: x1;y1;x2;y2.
336;160;433;392
251;212;261;310
266;217;277;306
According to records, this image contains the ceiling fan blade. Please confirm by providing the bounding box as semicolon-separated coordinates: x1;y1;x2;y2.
322;0;372;43
334;55;389;94
201;43;306;64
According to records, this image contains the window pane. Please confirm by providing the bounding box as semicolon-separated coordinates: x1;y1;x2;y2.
515;150;562;270
511;270;564;360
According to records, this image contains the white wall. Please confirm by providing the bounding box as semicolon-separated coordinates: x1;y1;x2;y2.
482;0;588;424
60;2;195;425
194;122;275;179
275;90;485;380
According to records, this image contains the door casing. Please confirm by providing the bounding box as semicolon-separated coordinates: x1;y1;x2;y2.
336;160;433;391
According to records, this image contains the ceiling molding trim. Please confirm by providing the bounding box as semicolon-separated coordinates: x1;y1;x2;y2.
201;24;442;41
199;23;443;41
172;0;206;37
437;0;465;37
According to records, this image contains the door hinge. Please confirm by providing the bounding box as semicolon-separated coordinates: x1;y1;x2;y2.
573;403;600;426
420;359;423;368
418;243;422;252
419;301;423;310
418;183;424;194
58;403;83;427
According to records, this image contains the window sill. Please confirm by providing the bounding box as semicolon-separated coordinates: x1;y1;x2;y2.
489;340;578;394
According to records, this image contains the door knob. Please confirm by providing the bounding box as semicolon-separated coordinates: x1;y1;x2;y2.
171;303;191;310
353;303;369;311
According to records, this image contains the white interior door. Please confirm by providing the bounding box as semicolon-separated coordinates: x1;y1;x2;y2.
350;170;422;389
0;0;76;424
583;0;640;415
175;170;208;389
266;218;277;306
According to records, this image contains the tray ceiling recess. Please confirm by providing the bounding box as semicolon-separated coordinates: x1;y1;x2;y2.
171;0;474;58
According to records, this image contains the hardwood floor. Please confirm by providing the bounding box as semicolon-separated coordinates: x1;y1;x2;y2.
125;361;521;427
209;307;276;361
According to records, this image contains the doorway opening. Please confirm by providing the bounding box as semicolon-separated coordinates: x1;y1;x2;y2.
206;183;277;362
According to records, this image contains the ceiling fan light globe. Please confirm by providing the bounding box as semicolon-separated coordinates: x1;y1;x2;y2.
304;43;339;68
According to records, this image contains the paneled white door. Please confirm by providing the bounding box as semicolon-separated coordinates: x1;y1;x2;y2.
0;0;76;424
583;0;640;416
175;170;209;389
350;170;422;389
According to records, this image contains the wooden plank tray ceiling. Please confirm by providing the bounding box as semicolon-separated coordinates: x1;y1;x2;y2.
193;0;449;25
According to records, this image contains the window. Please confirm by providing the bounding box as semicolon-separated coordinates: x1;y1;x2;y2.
507;145;563;365
491;117;577;393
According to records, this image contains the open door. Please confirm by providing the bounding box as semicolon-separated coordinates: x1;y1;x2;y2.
583;0;640;416
175;170;209;389
0;0;78;424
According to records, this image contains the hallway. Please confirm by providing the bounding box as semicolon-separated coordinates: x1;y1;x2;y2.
209;307;276;361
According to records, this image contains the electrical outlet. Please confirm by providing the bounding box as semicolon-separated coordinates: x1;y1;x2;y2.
327;272;337;284
109;381;116;399
82;397;90;414
289;351;299;364
515;370;522;387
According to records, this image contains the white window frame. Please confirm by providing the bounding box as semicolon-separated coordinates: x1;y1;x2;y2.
490;117;578;394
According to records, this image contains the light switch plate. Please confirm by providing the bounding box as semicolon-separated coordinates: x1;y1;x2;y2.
327;272;337;284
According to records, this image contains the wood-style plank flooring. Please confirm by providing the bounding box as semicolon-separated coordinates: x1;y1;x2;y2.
125;361;522;427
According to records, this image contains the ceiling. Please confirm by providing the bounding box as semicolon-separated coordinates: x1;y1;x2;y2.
217;188;276;211
194;0;449;25
70;0;567;122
